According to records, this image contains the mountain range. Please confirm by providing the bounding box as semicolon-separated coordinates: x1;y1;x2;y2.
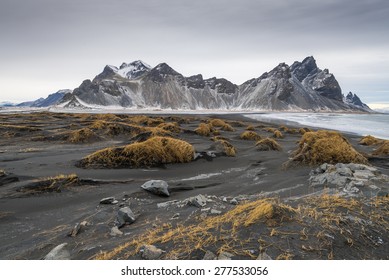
5;57;371;112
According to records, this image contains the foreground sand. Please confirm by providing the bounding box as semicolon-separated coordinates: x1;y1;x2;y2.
0;112;388;260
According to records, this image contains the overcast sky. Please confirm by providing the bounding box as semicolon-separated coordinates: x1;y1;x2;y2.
0;0;388;107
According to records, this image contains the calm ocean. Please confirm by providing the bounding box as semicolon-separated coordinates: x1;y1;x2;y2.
244;113;389;140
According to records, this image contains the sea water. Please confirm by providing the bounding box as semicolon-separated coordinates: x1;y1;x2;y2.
244;113;389;140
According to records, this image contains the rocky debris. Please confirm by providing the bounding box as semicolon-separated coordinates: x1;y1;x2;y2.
140;244;165;260
100;197;118;205
0;170;18;186
68;221;88;237
257;252;272;260
189;194;207;208
218;251;234;260
157;200;179;209
203;250;217;260
110;226;123;237
230;198;238;205
210;209;222;215
117;207;136;228
43;243;70;260
141;180;170;197
309;163;388;196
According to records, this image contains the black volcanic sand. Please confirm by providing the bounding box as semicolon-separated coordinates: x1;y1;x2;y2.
0;111;388;260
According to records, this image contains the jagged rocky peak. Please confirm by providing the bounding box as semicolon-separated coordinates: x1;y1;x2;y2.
291;56;318;81
204;77;238;94
149;63;183;82
345;92;367;108
186;74;205;89
117;60;151;79
267;63;292;79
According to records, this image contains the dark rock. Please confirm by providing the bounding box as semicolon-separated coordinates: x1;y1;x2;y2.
141;180;170;197
117;207;136;228
140;244;165;260
100;197;116;204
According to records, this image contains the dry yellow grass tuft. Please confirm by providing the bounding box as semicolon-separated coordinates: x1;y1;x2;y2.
263;127;277;133
256;138;282;151
80;136;194;168
373;141;389;156
20;174;79;193
128;115;164;126
195;123;213;136
157;122;181;133
299;128;307;135
359;135;384;146
246;125;255;131
68;128;97;143
273;130;283;139
279;126;289;132
287;130;368;165
209;119;234;131
0;124;41;132
240;131;262;141
213;139;237;156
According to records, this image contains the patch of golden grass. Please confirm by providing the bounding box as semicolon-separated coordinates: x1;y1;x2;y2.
95;113;121;122
255;138;282;151
94;198;295;260
359;135;384;146
373;141;389;156
273;130;283;139
287;128;299;134
68;128;97;143
212;129;220;136
213;139;236;157
246;125;255;131
263;127;277;133
299;128;307;135
209;119;234;131
80;136;194;168
195;123;213;136
89;121;169;138
21;174;79;193
287;130;368;165
279;126;289;132
157;122;181;133
240;131;262;141
128;115;164;126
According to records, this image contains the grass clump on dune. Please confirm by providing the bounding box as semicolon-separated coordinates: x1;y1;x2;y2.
240;131;261;141
209;118;234;131
287;130;368;166
359;135;383;146
212;139;237;157
195;123;213;136
256;138;282;151
272;130;283;139
68;128;98;143
79;136;194;168
246;125;255;131
157;122;181;133
18;174;79;193
373;141;389;156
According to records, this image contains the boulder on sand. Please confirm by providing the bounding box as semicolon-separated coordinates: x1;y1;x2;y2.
141;180;170;197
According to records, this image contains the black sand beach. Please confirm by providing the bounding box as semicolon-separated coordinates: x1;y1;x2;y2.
0;112;388;260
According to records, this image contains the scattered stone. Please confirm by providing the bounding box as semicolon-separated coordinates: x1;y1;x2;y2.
171;213;180;220
201;207;210;212
117;207;136;228
257;252;272;260
210;209;222;215
141;180;170;197
140;244;165;260
218;251;234;260
353;170;375;180
100;197;116;204
203;250;217;260
44;243;70;260
68;221;88;237
230;198;238;205
157;200;178;209
189;194;207;208
110;226;123;237
222;197;228;202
